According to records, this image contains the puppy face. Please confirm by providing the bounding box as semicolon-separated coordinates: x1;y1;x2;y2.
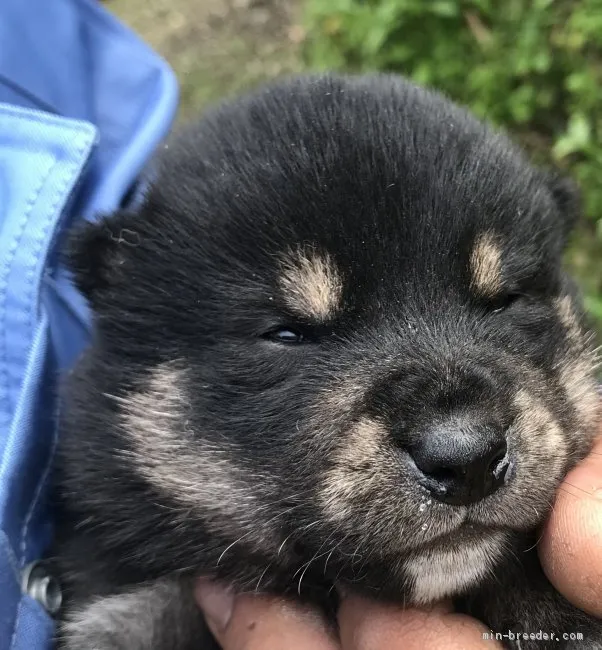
63;74;599;604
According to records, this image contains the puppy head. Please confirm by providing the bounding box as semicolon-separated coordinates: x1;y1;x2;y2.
65;74;599;604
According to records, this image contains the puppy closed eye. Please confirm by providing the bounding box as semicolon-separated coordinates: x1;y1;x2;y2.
262;327;308;344
488;292;524;313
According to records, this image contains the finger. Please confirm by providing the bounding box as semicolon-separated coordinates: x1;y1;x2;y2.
195;580;339;650
539;432;602;617
338;593;502;650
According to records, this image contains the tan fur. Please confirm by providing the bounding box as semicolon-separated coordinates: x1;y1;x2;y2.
470;232;503;297
559;356;600;444
320;381;367;423
279;249;342;320
106;363;279;547
404;531;509;604
555;295;582;344
553;296;599;448
467;382;571;530
490;388;568;526
514;388;567;477
319;417;386;523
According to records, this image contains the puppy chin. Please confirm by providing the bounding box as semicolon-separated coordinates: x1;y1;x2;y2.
402;529;509;605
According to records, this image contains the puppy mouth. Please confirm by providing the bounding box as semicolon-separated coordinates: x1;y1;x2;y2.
423;521;499;549
408;475;517;550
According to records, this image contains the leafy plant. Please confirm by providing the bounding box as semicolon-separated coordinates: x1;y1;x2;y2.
304;0;602;331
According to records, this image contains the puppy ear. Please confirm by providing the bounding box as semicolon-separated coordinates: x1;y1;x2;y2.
545;172;581;242
65;211;140;303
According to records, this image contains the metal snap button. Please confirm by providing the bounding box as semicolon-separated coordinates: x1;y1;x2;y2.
21;561;62;615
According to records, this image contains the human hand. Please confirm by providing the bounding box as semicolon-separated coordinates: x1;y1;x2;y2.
194;584;498;650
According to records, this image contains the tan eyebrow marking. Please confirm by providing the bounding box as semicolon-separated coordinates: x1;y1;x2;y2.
470;232;503;297
279;249;342;320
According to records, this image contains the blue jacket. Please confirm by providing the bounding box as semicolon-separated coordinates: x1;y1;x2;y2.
0;0;178;647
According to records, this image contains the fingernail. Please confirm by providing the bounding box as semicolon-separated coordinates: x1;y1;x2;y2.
195;580;234;632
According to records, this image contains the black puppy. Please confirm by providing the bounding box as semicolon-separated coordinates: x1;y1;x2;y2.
54;73;602;649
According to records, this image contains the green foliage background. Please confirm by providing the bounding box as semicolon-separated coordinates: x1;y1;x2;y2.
304;0;602;331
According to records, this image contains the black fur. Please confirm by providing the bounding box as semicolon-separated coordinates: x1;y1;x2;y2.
53;74;601;649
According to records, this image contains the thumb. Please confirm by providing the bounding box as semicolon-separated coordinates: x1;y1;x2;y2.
539;432;602;617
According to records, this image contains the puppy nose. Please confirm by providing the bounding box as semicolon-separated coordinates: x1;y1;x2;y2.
409;419;509;506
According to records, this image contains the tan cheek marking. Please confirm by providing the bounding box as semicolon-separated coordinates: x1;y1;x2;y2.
320;381;367;420
559;356;600;441
513;389;567;471
470;232;503;297
553;295;600;445
555;295;582;344
105;363;277;545
479;380;582;530
279;250;342;320
318;417;387;523
483;388;568;528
